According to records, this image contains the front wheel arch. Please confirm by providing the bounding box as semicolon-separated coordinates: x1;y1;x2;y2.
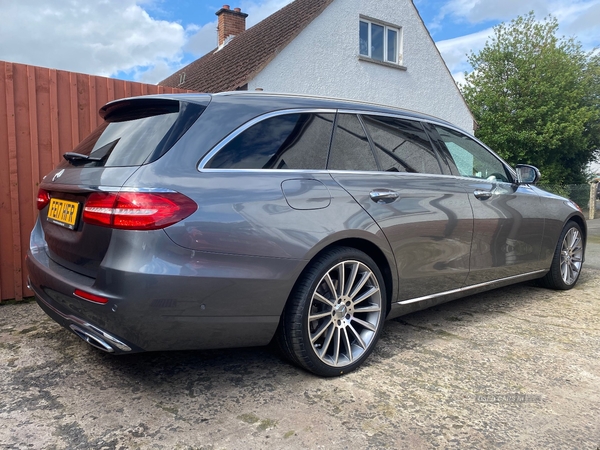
539;220;584;290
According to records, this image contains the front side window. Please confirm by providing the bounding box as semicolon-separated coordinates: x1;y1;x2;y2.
359;18;401;64
206;113;335;170
362;115;442;174
434;125;511;182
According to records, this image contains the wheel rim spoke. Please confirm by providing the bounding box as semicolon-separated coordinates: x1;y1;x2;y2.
347;323;366;350
351;316;377;332
349;271;370;299
314;292;334;308
338;263;345;298
311;318;333;343
319;324;335;358
354;304;381;313
324;274;338;300
352;285;379;305
344;263;359;296
309;310;332;321
342;328;353;363
333;328;341;365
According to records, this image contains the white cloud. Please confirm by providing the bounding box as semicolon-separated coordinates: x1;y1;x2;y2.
434;0;600;83
0;0;186;82
184;0;293;56
436;0;600;50
184;21;219;57
436;28;492;74
241;0;294;26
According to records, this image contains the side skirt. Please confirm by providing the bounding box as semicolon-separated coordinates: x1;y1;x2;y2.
387;270;547;319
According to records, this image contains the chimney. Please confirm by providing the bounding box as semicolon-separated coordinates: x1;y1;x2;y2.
216;5;248;48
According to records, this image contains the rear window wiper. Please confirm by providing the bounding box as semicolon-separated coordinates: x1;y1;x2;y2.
63;139;119;166
63;152;104;166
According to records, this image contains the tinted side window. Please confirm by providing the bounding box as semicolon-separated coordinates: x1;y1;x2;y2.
362;115;442;174
328;114;378;171
434;125;511;182
206;113;334;170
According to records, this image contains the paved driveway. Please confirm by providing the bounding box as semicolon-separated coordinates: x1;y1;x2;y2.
1;223;600;449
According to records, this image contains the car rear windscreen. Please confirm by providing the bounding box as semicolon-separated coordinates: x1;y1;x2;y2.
59;100;206;168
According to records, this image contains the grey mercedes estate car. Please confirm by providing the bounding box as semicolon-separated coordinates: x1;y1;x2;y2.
27;92;585;376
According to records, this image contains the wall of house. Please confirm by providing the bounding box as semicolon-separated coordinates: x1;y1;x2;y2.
0;61;190;301
248;0;474;133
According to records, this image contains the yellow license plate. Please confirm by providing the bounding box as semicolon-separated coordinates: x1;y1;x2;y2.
47;198;80;230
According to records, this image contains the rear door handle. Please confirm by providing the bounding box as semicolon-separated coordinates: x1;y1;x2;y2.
473;189;492;200
370;189;399;203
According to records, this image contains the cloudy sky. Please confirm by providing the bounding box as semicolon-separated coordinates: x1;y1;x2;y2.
0;0;598;85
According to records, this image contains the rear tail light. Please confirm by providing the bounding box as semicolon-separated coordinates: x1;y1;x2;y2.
37;188;51;210
83;191;197;230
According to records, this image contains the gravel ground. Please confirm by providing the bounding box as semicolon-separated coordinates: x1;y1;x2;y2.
1;223;599;449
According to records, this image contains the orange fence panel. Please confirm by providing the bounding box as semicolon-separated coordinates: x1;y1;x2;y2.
0;61;192;301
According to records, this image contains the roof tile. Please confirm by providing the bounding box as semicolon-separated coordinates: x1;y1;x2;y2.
159;0;335;92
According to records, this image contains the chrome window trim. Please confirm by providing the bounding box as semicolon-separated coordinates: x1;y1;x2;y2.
197;108;337;170
41;185;178;193
196;106;516;180
118;187;178;193
396;270;547;306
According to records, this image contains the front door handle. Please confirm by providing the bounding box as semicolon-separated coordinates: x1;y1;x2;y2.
473;189;492;200
370;189;399;203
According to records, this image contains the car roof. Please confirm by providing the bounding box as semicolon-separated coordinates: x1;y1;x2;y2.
102;91;459;131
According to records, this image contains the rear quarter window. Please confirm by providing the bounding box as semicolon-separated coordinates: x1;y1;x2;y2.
206;113;335;170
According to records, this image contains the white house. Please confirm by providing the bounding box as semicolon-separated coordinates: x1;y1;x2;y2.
160;0;475;133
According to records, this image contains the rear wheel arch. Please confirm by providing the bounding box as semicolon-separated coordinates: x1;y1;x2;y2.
277;245;388;376
297;238;395;317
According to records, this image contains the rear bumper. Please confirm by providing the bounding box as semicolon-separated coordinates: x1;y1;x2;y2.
26;221;303;353
28;275;134;353
26;249;141;354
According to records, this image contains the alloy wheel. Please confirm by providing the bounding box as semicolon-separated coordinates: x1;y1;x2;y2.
560;227;583;285
307;260;382;367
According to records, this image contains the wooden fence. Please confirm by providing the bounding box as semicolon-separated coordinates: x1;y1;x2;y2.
0;61;191;301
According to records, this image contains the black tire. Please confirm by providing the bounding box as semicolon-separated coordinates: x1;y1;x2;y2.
278;247;386;377
539;221;584;290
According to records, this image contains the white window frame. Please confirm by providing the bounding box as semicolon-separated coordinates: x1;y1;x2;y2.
359;16;403;67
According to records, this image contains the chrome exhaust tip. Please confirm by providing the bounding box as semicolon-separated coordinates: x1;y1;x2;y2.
70;324;115;353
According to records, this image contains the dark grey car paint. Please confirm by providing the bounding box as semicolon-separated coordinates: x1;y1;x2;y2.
26;92;586;354
331;171;473;301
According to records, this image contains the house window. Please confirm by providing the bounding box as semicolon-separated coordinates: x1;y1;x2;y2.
359;18;401;65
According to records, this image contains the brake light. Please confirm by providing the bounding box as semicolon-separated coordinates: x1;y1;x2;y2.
37;188;51;210
83;191;197;230
74;289;109;304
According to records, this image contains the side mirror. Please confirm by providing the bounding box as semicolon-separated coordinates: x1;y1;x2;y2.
515;164;540;185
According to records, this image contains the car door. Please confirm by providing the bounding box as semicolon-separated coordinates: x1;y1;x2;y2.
426;124;546;285
328;113;474;302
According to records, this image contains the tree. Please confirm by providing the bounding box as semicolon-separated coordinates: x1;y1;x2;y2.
462;12;600;185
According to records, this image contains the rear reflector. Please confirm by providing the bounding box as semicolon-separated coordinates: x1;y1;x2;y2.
83;191;197;230
74;289;109;304
37;188;50;210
